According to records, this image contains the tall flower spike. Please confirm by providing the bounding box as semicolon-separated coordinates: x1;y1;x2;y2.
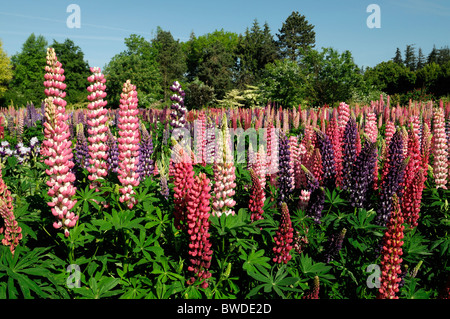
249;169;265;223
117;80;140;209
106;128;119;174
376;130;406;227
432;106;448;189
303;276;320;299
42;47;67;157
74;123;90;169
194;111;207;166
341;117;357;191
173;143;195;229
86;67;109;188
315;130;336;189
322;228;347;263
0;168;22;254
378;195;405;299
347;141;377;208
42;49;78;237
302;164;325;224
43;98;78;237
137;123;154;181
211;115;236;217
169;81;187;137
186;172;213;289
272;202;294;264
277;132;293;205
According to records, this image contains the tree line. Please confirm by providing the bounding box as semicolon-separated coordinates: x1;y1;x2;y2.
0;11;449;109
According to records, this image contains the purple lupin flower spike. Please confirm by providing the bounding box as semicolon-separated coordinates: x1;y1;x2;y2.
106;129;119;174
347;140;377;208
375;130;406;226
302;164;325;224
278;132;293;205
322;228;347;263
315;130;336;189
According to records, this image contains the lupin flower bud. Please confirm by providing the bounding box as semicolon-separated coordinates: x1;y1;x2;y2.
106;129;119;173
86;67;109;188
186;172;213;288
272;202;294;264
303;276;320;299
117;80;140;209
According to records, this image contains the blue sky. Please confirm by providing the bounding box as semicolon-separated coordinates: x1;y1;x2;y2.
0;0;449;70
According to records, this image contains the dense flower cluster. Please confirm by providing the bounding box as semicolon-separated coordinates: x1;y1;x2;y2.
302;276;320;299
347;141;378;208
322;228;347;263
74;124;89;169
42;49;78;237
277;132;293;204
401;126;425;228
186;172;213;288
86;67;109;187
376;130;405;227
273;202;294;264
43;99;78;237
249;169;265;222
169;81;187;133
106;129;119;174
341;117;357;191
378;195;405;299
432;106;448;189
0;138;40;165
315;130;336;189
173;144;195;229
334;102;351;186
302;165;324;224
212;117;236;217
0;170;22;254
42;48;67;157
117;80;140;208
194;111;207;166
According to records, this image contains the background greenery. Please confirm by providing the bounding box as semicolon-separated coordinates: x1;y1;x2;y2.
1;11;449;110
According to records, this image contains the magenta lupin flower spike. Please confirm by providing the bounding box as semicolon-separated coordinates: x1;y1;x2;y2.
186;172;213;288
272;202;294;264
378;195;404;299
117;80;140;208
